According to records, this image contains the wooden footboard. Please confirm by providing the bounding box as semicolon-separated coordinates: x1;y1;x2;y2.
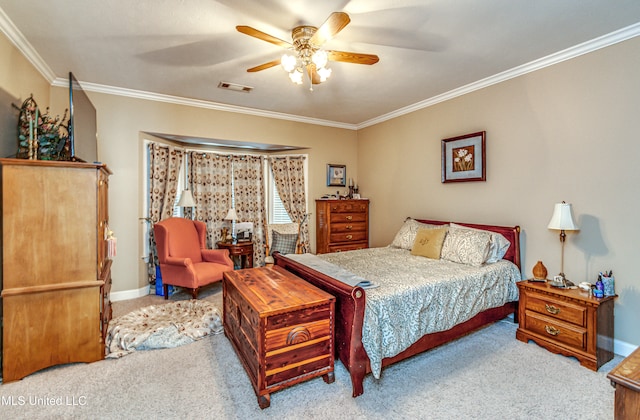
273;252;369;397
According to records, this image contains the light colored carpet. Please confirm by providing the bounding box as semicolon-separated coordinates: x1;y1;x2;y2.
0;282;622;419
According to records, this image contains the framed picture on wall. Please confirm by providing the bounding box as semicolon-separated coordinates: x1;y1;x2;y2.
441;131;486;183
327;164;346;187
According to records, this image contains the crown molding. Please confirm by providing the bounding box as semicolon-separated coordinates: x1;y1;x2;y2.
0;6;56;83
50;77;358;130
357;22;640;129
2;5;638;131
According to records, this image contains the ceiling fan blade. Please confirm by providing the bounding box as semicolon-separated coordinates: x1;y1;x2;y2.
327;50;379;65
307;64;321;84
309;12;351;46
247;59;281;72
236;26;292;49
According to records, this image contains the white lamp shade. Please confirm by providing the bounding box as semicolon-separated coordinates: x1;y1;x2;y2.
224;208;238;221
177;189;196;207
548;202;579;231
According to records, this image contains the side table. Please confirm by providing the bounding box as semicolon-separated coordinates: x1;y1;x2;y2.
516;279;616;371
217;241;253;269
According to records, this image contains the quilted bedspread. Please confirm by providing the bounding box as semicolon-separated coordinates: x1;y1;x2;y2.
316;247;521;379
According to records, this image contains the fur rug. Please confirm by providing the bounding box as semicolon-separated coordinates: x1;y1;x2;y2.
105;300;223;358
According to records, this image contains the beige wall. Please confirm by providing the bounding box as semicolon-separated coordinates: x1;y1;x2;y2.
0;34;50;157
47;87;359;293
358;36;640;348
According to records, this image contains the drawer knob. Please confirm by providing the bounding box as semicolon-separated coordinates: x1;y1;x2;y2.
346;215;353;220
544;325;560;336
346;225;353;230
346;234;353;240
545;304;561;315
287;326;311;345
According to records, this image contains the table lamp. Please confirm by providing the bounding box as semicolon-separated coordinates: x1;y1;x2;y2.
547;201;579;282
224;208;238;243
177;189;196;219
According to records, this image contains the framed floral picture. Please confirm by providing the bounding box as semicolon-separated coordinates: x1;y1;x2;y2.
327;164;346;187
441;131;486;183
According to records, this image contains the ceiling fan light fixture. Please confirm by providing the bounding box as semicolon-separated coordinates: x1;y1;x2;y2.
289;69;304;84
238;12;378;90
312;50;328;69
281;53;296;72
317;66;332;82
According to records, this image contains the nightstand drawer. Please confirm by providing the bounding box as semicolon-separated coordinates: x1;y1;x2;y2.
526;294;586;326
525;311;587;351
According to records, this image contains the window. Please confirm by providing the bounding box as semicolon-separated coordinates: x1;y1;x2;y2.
271;185;292;224
266;156;308;225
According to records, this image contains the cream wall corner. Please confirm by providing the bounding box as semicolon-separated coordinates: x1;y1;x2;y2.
357;36;640;348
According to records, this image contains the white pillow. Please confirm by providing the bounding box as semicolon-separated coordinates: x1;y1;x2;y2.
440;227;491;267
390;218;448;250
450;223;510;264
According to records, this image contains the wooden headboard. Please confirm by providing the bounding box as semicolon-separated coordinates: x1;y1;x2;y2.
415;219;521;269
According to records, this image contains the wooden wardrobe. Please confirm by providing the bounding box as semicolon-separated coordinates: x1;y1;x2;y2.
0;158;112;382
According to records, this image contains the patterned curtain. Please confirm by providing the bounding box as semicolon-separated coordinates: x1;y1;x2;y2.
269;155;309;252
188;152;233;248
232;155;267;266
147;142;184;282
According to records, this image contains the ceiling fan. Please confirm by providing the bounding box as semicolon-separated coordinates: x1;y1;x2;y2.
237;12;379;89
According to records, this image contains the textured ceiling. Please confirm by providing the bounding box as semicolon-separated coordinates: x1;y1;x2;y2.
1;0;639;128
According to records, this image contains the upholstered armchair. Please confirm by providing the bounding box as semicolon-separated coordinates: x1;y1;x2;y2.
154;217;234;299
264;222;302;265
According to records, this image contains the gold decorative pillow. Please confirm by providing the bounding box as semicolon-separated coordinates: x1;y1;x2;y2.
411;228;448;259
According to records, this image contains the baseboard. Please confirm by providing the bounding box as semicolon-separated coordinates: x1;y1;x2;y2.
110;285;150;302
614;339;638;358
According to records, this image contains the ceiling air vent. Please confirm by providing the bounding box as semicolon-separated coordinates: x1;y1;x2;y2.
218;81;253;93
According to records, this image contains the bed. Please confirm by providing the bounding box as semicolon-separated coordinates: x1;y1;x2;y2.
273;218;522;397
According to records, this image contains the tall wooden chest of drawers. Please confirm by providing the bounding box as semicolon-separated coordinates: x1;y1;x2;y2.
223;266;335;409
516;280;615;371
316;199;369;254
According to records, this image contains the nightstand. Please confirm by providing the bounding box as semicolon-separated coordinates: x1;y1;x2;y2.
217;241;253;269
516;280;616;371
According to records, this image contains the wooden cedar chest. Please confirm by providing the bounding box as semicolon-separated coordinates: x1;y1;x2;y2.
223;266;335;409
